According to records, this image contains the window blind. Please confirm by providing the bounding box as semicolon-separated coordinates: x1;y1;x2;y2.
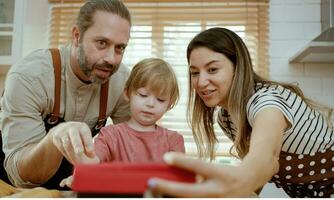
48;0;269;158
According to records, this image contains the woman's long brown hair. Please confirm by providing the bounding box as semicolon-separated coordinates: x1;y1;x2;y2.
187;27;333;160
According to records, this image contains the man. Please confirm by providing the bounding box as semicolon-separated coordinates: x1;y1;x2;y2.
0;0;131;189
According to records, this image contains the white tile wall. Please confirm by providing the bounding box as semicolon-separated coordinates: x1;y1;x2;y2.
323;78;334;94
265;0;334;197
269;0;334;108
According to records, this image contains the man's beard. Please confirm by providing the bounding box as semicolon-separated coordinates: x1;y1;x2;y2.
77;44;118;84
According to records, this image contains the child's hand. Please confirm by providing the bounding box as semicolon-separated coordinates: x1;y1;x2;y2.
59;175;73;188
59;154;99;188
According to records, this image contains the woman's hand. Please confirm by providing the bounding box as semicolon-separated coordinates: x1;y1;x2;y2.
147;152;256;198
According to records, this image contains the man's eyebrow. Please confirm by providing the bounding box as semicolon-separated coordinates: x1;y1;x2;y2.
116;43;127;47
94;37;128;46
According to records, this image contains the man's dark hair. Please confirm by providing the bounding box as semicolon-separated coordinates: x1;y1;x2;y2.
77;0;131;36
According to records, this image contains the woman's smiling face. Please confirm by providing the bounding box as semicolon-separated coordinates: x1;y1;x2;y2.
189;47;235;108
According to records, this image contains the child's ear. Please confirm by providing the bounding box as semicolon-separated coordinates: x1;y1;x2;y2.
123;89;130;101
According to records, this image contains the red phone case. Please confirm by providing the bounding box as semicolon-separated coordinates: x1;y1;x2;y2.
71;162;196;195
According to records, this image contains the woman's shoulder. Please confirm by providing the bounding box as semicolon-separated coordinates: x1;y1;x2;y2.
246;82;307;127
253;82;289;95
248;82;300;106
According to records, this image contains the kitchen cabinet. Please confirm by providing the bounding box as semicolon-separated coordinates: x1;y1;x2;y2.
0;0;24;67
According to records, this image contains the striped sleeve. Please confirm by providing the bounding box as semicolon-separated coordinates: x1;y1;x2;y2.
246;85;295;129
246;84;334;154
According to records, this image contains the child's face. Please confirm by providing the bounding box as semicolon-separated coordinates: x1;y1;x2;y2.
129;87;170;127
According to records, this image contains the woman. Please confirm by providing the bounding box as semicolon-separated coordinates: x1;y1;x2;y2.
147;27;334;197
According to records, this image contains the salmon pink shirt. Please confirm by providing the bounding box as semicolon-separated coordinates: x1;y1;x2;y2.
94;122;185;163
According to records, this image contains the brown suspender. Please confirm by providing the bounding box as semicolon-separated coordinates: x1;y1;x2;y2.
48;48;108;124
97;82;109;126
49;49;62;123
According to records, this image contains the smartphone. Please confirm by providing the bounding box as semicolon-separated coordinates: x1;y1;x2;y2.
71;162;196;197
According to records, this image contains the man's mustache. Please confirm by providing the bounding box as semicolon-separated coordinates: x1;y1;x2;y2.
94;62;119;74
95;63;114;70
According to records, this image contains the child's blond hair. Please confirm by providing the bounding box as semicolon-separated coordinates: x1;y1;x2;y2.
125;58;179;109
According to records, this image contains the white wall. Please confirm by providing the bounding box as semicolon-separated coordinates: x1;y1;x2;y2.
21;0;50;57
260;0;334;197
269;0;334;107
0;0;50;90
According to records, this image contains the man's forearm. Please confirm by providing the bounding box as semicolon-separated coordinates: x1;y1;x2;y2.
17;133;63;185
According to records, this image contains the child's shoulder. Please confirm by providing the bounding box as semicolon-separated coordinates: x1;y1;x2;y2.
100;122;128;134
103;122;125;128
158;126;183;138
